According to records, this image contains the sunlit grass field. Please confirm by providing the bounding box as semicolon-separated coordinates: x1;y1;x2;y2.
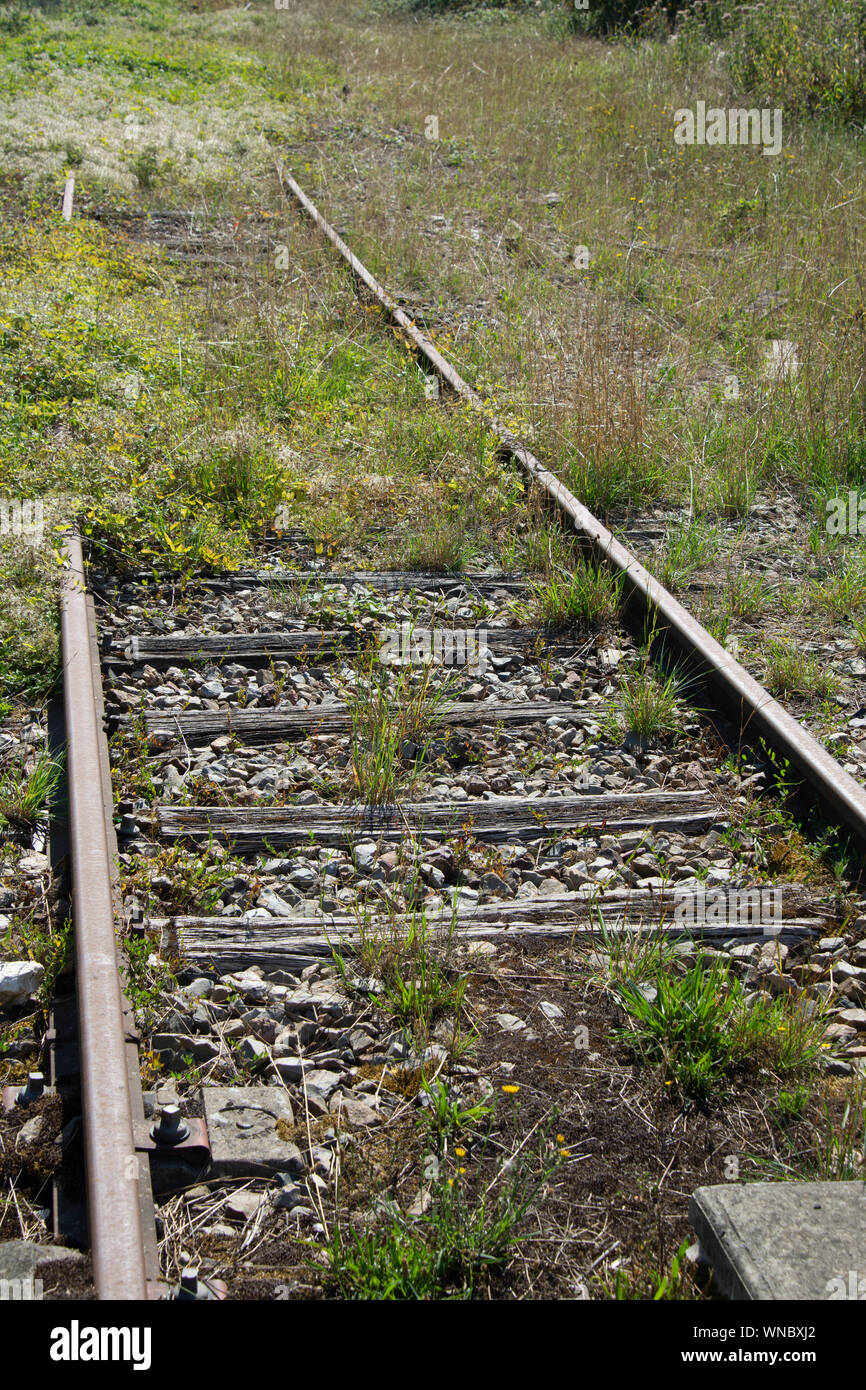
0;0;864;718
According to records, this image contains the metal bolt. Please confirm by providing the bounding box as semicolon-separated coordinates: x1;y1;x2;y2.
176;1266;219;1301
18;1072;44;1105
150;1104;189;1146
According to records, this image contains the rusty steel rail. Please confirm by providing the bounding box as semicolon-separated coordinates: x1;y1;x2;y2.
278;167;866;853
61;534;150;1300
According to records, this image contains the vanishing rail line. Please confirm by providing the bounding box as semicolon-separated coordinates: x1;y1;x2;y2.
277;166;866;854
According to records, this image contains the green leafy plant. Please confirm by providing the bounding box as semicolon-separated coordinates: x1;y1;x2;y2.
343;658;452;804
774;1083;811;1123
10;913;73;1010
0;750;63;833
122;931;178;1034
585;911;678;989
380;911;467;1042
658;518;717;592
402;520;473;573
606;654;684;741
808;1081;866;1180
529;560;622;630
326;1124;559;1299
614;958;741;1098
726;568;769;619
764;639;839;699
615;956;825;1099
420;1077;492;1147
604;1239;698;1301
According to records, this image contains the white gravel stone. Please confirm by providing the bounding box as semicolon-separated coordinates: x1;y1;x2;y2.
539;1001;564;1021
494;1013;526;1032
0;961;44;1007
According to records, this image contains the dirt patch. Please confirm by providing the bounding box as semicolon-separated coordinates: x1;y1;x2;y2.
0;1091;85;1241
38;1254;96;1301
181;935;849;1302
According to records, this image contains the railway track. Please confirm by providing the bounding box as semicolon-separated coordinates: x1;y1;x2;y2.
13;175;866;1302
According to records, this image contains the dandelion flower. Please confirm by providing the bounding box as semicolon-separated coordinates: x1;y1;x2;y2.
502;1084;520;1094
455;1147;467;1158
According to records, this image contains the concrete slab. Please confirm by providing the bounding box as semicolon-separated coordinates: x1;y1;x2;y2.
202;1086;303;1178
0;1240;82;1282
689;1181;866;1300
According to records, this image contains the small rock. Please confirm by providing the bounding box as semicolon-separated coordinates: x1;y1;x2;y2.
451;886;479;908
151;1032;195;1060
224;1190;264;1221
757;940;789;971
302;1070;341;1099
16;1115;45;1148
352;841;377;875
824;1022;858;1043
833;962;866;982
271;1182;305;1211
303;1091;330;1118
309;1144;333;1177
344;1026;375;1055
539;1001;564;1021
837;1008;866;1032
330;1096;380;1127
494;1013;525;1032
480;871;510;895
538;877;566;896
204;1223;236;1240
286;867;317;892
19;853;49;875
821;1057;853;1076
563;862;591;889
761;973;799;998
185;978;214;999
239;1038;270;1066
0;1241;82;1283
257;888;301;917
0;961;44;1007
